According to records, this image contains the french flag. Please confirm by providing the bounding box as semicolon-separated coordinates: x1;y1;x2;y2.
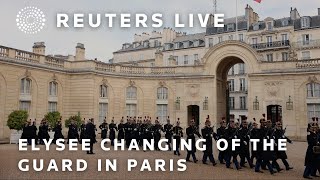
254;0;262;3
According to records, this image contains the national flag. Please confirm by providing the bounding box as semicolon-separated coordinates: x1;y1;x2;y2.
254;0;262;3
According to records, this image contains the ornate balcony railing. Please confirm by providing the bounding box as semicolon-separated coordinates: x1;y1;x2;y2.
151;67;176;74
120;66;145;74
45;56;65;68
251;40;290;50
0;46;9;57
292;40;320;50
296;58;320;69
15;50;40;63
95;62;116;72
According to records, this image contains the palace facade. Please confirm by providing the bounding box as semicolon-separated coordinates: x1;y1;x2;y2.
0;6;319;140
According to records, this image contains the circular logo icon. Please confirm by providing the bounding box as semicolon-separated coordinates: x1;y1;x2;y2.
16;6;46;34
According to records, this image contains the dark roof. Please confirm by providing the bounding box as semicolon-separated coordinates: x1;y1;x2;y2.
206;21;248;35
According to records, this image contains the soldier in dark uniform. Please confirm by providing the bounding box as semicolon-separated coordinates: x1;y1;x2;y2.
217;118;227;164
224;119;240;170
109;117;117;146
31;120;38;145
173;119;183;156
201;117;217;166
85;118;96;154
131;118;140;145
153;118;163;151
125;118;133;148
145;118;154;146
67;119;79;143
250;118;259;165
139;118;147;147
164;116;173;151
53;119;64;143
118;117;125;141
274;121;293;170
186;118;201;163
239;118;254;168
304;123;319;179
79;119;86;144
38;120;49;145
99;118;108;139
22;120;33;145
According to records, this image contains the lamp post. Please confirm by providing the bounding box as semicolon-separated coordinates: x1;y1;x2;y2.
286;96;293;110
175;97;180;110
253;96;259;110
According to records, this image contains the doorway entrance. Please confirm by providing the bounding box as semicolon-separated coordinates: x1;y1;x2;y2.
267;105;282;125
187;105;200;127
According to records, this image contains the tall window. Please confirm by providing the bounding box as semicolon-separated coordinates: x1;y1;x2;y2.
228;79;235;92
302;34;310;45
126;104;136;117
267;22;273;30
307;104;320;122
239;34;244;42
267;54;273;62
20;78;31;94
307;83;320;98
100;85;108;98
266;36;273;47
184;55;188;65
252;38;258;45
99;103;108;124
281;34;288;42
228;66;235;75
282;52;289;61
20;101;31;112
48;102;57;112
238;63;245;74
240;78;246;91
49;81;57;96
194;54;199;61
157;87;168;100
126;86;137;100
157;104;168;124
229;97;235;110
240;96;247;110
209;38;214;47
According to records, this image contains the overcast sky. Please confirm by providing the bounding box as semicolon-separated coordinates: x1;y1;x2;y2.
0;0;318;61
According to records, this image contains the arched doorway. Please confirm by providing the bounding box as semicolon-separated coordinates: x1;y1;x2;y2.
202;41;261;125
187;105;199;127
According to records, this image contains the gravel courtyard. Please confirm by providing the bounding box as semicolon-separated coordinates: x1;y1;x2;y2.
0;141;308;180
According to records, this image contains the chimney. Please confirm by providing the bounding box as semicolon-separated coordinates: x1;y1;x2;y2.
75;43;85;61
290;7;300;20
32;42;45;55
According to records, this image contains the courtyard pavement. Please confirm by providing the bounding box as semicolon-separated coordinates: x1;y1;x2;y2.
0;141;309;180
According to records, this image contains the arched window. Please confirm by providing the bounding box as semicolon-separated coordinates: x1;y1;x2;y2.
157;87;168;100
100;85;108;98
126;86;137;100
307;83;320;98
49;81;58;96
20;78;31;94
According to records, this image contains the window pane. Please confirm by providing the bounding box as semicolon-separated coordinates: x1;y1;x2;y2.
99;103;108;124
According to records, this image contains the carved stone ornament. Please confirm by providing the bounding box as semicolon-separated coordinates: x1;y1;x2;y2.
308;76;318;83
187;84;200;97
129;80;135;86
289;47;298;61
264;81;282;97
159;81;166;87
102;78;108;86
25;69;31;77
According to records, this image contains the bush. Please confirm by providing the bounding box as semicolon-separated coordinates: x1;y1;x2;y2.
44;111;61;129
7;110;29;130
65;115;82;128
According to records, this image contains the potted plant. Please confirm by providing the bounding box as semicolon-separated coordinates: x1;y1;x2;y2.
44;111;61;139
65;114;82;128
7;110;28;144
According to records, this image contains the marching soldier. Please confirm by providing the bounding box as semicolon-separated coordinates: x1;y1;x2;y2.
38;120;49;145
67;119;79;143
79;119;86;144
250;118;259;165
124;118;133;148
201;116;217;166
53;119;64;144
99;118;108;139
153;118;163;151
131;118;140;145
186;118;201;163
85;118;96;154
164;116;173;151
274;121;293;170
109;117;117;146
32;120;38;145
217;118;227;164
239;118;254;168
172;119;183;156
303;122;319;179
224;119;240;170
118;117;125;141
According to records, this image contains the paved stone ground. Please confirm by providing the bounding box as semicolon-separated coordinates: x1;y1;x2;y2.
0;141;309;180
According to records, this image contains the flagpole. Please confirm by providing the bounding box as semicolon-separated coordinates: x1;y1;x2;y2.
235;0;238;41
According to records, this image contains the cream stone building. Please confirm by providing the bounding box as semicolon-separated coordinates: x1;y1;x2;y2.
0;6;319;140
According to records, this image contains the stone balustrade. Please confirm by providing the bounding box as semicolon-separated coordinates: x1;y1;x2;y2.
296;58;320;69
45;56;65;68
292;40;320;49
